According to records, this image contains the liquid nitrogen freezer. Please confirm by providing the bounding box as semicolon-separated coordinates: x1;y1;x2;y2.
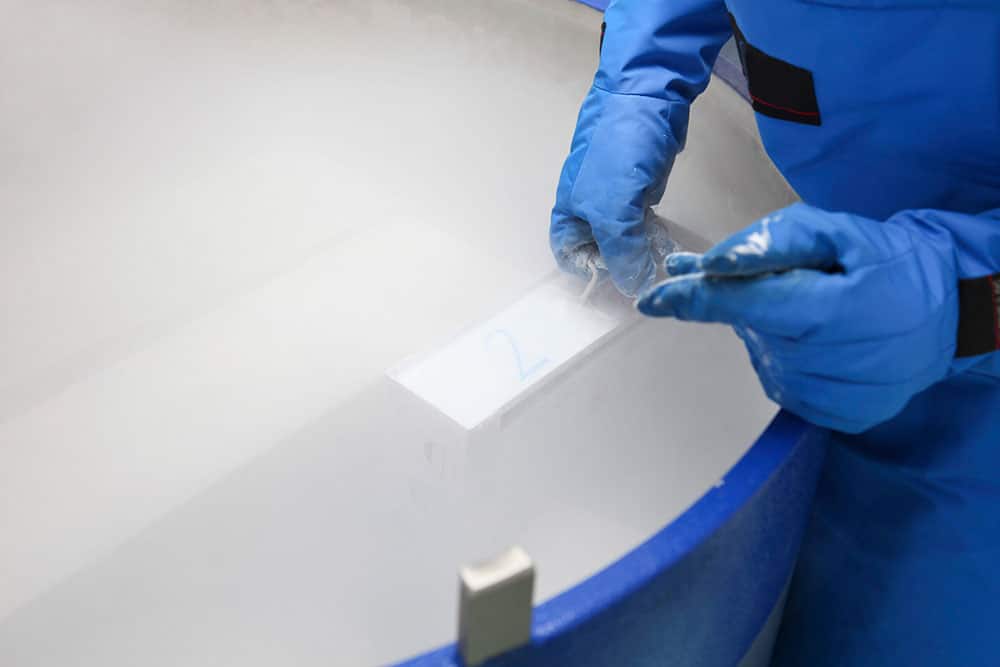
0;1;824;665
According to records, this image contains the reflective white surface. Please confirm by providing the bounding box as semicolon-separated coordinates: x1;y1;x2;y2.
0;0;796;664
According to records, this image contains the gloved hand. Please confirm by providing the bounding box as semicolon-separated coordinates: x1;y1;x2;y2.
550;85;681;297
636;203;961;433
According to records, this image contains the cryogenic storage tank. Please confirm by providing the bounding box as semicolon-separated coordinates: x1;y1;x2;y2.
0;1;826;665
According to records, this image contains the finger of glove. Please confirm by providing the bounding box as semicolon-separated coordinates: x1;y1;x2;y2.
700;203;904;278
701;205;840;277
664;252;703;277
646;212;679;265
549;210;597;279
591;218;657;297
636;269;832;339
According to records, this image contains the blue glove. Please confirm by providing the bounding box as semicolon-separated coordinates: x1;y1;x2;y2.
549;0;732;297
550;87;679;296
636;203;961;433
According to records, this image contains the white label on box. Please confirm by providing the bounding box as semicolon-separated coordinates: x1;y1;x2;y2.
389;278;624;429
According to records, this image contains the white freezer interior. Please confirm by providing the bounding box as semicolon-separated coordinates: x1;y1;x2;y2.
0;0;797;664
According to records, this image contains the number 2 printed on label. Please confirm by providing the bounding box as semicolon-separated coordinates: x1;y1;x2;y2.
485;329;550;382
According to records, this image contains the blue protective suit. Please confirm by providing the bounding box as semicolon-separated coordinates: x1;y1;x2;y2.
553;1;1000;664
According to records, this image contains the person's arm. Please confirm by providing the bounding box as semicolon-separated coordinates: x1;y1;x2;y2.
637;204;1000;433
551;0;731;296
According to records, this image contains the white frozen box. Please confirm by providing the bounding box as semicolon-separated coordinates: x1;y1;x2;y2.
389;277;628;429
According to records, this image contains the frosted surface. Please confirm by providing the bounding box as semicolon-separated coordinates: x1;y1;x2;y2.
0;0;797;665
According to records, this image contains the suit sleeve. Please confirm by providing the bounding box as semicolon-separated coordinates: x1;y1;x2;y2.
595;0;732;149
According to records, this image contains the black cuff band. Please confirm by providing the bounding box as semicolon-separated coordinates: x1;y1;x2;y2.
957;274;1000;358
